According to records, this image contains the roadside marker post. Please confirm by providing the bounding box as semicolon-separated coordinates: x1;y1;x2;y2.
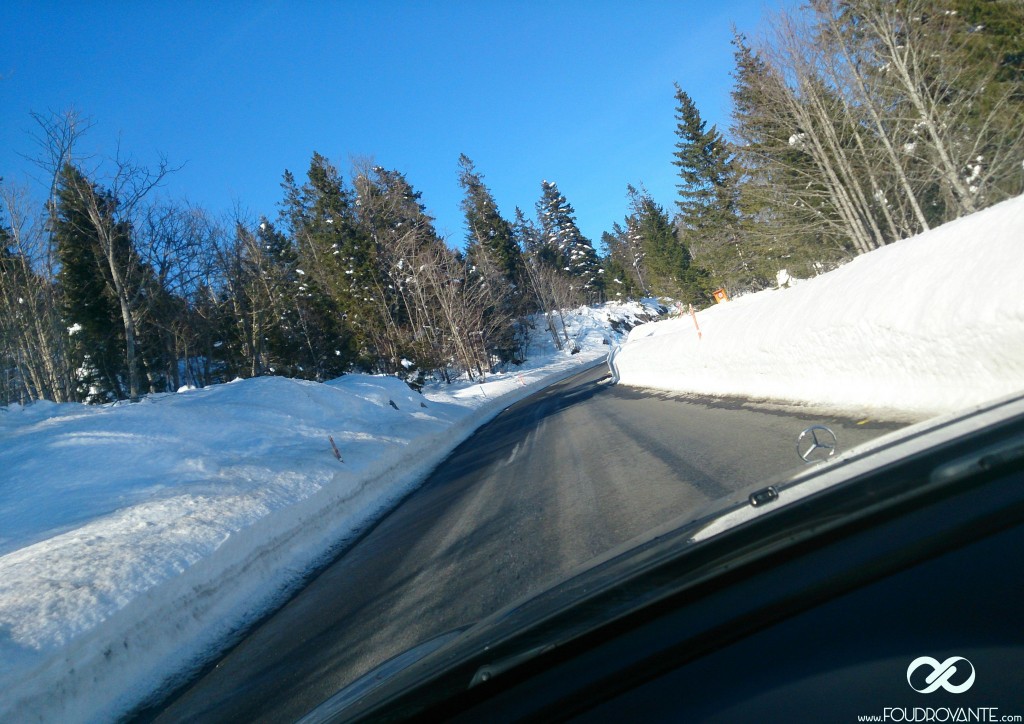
689;303;702;340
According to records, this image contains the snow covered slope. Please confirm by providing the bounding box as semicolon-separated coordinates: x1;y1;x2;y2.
0;300;657;723
615;194;1024;420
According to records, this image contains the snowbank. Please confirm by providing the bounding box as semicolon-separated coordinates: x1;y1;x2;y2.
0;300;658;722
614;195;1024;419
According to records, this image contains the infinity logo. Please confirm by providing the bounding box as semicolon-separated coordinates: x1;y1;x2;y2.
906;656;976;694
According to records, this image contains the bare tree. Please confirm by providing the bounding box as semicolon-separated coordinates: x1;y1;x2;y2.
747;0;1024;259
0;184;78;402
812;0;932;235
136;203;216;390
765;9;887;254
521;255;567;350
0;110;100;403
850;0;1024;216
215;220;283;378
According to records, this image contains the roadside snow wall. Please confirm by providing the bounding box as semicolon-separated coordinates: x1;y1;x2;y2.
614;194;1024;419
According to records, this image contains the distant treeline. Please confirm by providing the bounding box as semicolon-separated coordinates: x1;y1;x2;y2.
2;0;1020;405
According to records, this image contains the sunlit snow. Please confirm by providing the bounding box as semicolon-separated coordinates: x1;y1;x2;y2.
614;194;1024;420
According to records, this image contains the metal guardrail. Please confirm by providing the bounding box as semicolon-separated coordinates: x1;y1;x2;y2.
607;345;621;384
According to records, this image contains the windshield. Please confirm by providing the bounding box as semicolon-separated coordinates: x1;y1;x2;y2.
1;2;1022;723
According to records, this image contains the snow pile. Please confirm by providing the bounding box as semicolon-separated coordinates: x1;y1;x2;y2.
614;194;1024;419
0;301;650;723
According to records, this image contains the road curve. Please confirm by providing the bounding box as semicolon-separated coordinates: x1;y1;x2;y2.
150;366;900;722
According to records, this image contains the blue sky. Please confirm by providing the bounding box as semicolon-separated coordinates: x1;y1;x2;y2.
1;1;784;248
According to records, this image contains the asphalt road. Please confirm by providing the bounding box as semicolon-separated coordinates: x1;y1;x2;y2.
151;365;902;723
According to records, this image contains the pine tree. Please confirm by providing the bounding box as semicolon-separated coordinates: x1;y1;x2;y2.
514;205;558;274
254;217;304;374
353;163;450;375
512;207;542;257
281;153;369;373
598;236;642;301
672;85;746;290
673;85;740;232
601;226;645;296
457;155;524;288
536;180;603;302
603;186;706;303
630;186;705;303
54;165;128;401
729;33;846;282
454;156;528;364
